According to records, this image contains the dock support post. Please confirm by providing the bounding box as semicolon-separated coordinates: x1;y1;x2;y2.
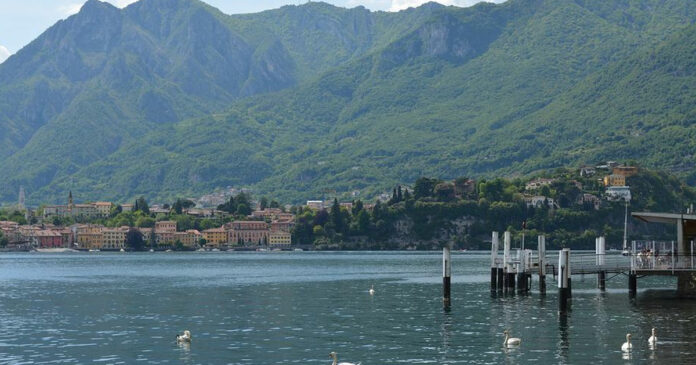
597;236;606;291
516;249;525;292
443;244;451;304
629;273;637;297
538;235;546;294
503;231;515;292
491;232;499;291
558;248;570;312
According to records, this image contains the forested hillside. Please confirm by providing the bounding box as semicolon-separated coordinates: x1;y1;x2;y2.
1;0;696;205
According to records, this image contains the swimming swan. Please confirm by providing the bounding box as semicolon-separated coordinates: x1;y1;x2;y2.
176;330;191;343
503;330;521;347
621;333;632;352
329;351;360;365
648;328;657;347
369;285;375;295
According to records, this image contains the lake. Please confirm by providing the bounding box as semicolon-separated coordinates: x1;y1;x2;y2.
0;251;692;364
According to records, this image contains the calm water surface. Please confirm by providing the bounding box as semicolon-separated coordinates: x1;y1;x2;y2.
0;251;693;364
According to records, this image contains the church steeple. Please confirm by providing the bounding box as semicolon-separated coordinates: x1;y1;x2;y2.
68;190;73;206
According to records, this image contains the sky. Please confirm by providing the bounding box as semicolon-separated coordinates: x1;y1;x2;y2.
0;0;506;64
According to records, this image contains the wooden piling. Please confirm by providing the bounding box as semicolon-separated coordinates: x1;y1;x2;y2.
491;232;499;291
503;232;515;291
558;248;570;312
596;236;606;291
538;235;546;294
443;245;451;303
629;273;637;297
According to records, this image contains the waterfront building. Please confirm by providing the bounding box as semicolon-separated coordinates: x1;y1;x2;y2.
36;230;62;248
226;221;269;245
202;228;227;247
173;230;201;248
269;230;292;245
102;227;128;249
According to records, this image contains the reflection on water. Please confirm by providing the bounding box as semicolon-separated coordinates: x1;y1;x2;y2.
0;252;693;364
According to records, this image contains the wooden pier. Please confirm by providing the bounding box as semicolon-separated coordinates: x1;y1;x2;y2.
486;210;696;300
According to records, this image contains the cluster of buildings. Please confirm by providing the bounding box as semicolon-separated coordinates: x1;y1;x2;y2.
3;207;296;250
523;163;637;210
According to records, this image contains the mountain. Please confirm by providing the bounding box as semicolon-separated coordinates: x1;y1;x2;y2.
1;0;696;205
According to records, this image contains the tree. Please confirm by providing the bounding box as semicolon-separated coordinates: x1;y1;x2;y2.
0;232;7;248
134;197;150;214
397;185;403;201
260;197;269;210
135;216;155;228
269;200;280;209
236;203;251;216
414;177;440;199
314;209;329;227
125;228;145;251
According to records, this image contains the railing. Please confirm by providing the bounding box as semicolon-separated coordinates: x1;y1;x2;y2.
630;240;696;272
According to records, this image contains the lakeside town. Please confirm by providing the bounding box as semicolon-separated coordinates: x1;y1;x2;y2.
0;162;651;252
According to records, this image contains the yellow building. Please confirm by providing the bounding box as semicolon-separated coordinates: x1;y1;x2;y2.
102;227;127;249
77;232;103;249
269;231;292;246
174;230;201;248
612;166;638;177
603;174;626;187
202;228;227;247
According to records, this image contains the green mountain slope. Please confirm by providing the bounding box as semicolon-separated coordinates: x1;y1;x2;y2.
2;0;696;204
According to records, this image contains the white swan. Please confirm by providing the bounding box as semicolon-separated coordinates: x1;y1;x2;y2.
176;330;191;343
368;285;375;295
621;333;632;352
503;330;521;347
329;351;360;365
648;328;657;347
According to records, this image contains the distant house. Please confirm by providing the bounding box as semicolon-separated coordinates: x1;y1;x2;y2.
606;186;631;202
603;174;626;187
525;196;557;209
577;193;601;210
306;200;325;210
612;166;638;177
579;166;596;177
525;178;555;191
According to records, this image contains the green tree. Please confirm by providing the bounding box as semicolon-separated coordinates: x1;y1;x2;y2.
125;228;145;251
134;197;150;214
260;197;269;210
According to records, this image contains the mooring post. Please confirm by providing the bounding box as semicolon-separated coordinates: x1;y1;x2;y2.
558;248;570;312
443;244;452;304
491;232;499;291
516;249;525;292
597;236;606;291
538;235;546;294
629;272;637;297
504;231;515;291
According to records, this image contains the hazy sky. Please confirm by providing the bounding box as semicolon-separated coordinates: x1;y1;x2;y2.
0;0;506;63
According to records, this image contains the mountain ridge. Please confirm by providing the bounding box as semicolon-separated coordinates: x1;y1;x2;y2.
1;0;696;204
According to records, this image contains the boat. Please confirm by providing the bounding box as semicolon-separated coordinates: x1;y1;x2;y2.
120;248;125;252
149;248;154;252
88;249;100;252
293;248;304;252
35;248;78;253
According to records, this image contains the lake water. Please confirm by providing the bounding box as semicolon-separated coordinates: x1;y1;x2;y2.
0;251;693;364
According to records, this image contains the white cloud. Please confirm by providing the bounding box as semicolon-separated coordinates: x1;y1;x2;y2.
389;0;506;12
0;45;10;64
58;0;138;17
58;2;83;16
110;0;139;8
